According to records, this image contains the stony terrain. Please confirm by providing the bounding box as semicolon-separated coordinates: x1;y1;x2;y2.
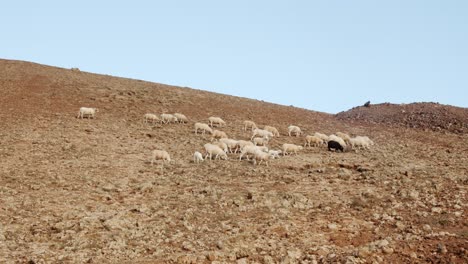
0;59;466;263
336;102;468;134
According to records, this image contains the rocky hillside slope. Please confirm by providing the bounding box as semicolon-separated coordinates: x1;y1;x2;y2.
336;102;468;134
0;59;466;263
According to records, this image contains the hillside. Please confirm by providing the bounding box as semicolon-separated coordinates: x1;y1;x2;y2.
336;102;468;134
0;59;467;263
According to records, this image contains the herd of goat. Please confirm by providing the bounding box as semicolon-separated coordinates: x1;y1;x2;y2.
77;107;374;166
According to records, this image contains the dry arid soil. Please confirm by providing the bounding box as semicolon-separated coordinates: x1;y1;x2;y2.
336;102;468;134
0;59;466;263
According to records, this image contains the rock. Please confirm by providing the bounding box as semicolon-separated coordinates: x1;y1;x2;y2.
395;221;406;230
358;246;372;257
422;224;432;232
176;255;198;263
216;241;224;250
381;214;394;221
431;207;442;213
235;247;250;259
138;182;153;192
346;256;362;264
316;246;330;256
316;168;326;173
437;243;448;254
287;249;302;259
376;239;389;248
206;252;216;261
328;223;338;230
408;190;419;200
309;255;318;264
339;168;352;175
102;184;117;192
263;255;275;264
382;246;394;254
357;166;371;172
375;255;384;263
181;241;195;251
104;216;132;231
237;258;248;264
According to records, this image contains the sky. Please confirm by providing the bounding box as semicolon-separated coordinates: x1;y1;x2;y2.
1;1;467;113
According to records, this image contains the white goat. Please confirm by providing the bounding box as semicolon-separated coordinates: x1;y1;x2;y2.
204;143;228;160
237;140;255;153
336;132;351;144
208;117;226;127
174;113;188;123
314;132;329;144
194;122;213;135
304;135;323;147
288;125;302;137
328;134;347;148
251;128;273;140
264;125;280;137
193;151;204;163
361;136;374;146
144;113;160;124
219;138;239;153
239;145;268;161
151;150;171;165
253;137;269;146
268;150;282;159
161;113;178;124
243;120;257;131
282;143;303;155
213;141;228;153
252;149;272;166
77;107;98;119
211;130;228;141
349;136;374;150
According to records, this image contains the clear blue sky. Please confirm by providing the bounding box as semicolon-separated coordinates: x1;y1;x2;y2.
2;1;467;113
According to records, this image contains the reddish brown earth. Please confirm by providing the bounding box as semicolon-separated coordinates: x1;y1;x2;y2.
0;59;466;263
336;102;468;134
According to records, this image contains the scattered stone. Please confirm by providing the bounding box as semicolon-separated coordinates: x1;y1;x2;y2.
263;255;275;264
395;221;406;230
287;249;302;259
376;239;389;248
408;190;419;200
235;247;250;259
382;246;394;254
237;258;248;264
437;243;448;254
138;182;153;192
181;241;194;251
423;224;432;232
358;246;372;257
316;247;330;256
216;241;224;250
102;184;117;192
